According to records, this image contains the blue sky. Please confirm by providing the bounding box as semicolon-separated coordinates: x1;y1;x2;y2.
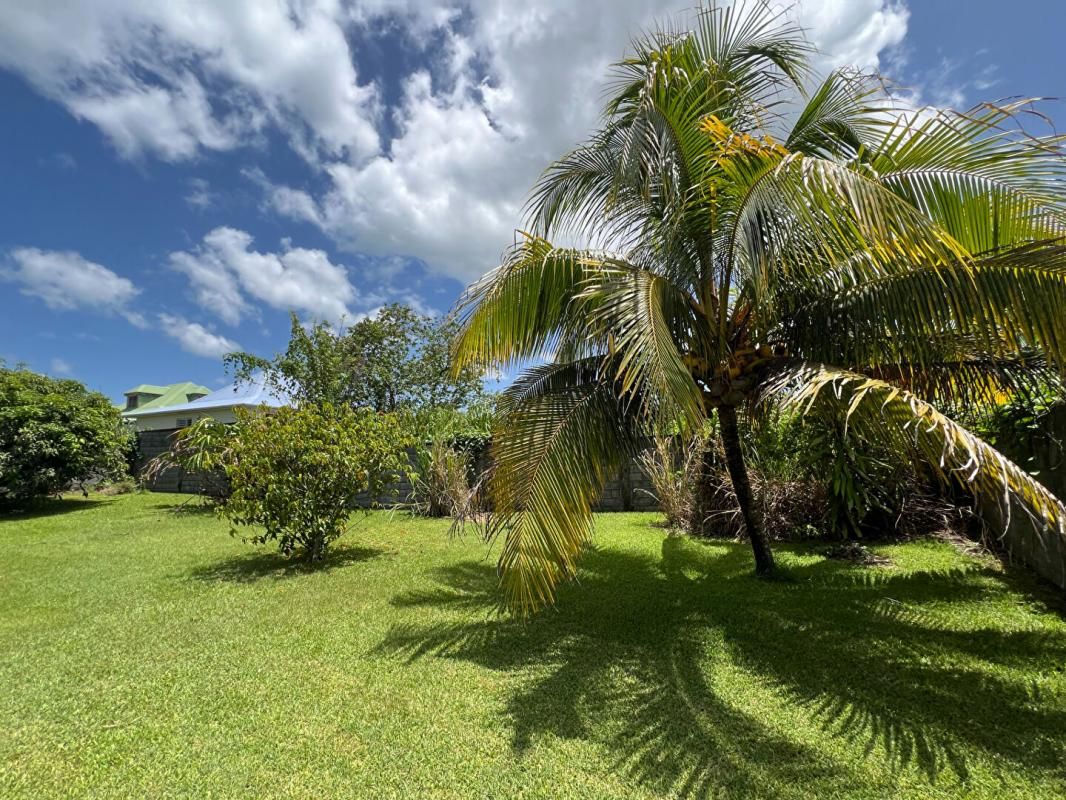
1;0;1063;402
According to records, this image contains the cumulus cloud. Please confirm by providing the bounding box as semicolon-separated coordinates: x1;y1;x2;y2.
169;227;358;325
264;0;911;281
797;0;908;71
158;314;242;359
0;0;379;163
2;247;142;323
2;1;912;283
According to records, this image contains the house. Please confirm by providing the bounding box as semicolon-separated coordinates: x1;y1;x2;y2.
120;382;210;430
121;375;289;432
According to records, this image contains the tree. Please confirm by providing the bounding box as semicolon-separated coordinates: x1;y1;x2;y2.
225;314;361;408
452;1;1066;615
220;405;412;562
0;364;131;507
226;306;483;411
344;304;484;411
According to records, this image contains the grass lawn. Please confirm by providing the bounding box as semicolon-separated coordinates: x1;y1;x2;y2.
1;493;1064;799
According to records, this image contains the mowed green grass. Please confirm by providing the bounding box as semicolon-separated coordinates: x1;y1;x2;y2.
1;493;1064;799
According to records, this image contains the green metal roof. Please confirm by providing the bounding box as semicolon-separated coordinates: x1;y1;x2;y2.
121;382;211;416
124;384;171;396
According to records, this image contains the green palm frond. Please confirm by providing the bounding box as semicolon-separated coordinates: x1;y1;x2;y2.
786;240;1066;371
451;236;605;371
864;350;1058;413
715;146;971;333
607;2;811;129
531;1;813;282
762;363;1066;545
525;127;629;241
868;101;1066;252
786;69;886;159
578;267;707;428
488;361;643;615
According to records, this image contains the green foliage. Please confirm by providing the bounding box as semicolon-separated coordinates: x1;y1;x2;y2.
974;388;1066;500
407;394;495;446
345;304;483;411
409;398;496;518
141;417;237;499
5;495;1066;799
452;1;1066;614
220;405;412;561
225;314;359;407
226;305;483;412
804;418;902;538
976;386;1064;450
0;364;131;507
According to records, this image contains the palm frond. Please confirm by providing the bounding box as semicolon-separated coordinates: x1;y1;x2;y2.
578;267;708;428
451;236;606;372
711;139;971;336
868;101;1066;252
785;240;1066;371
762;363;1066;554
786;69;886;159
864;350;1059;413
607;1;811;129
488;361;643;615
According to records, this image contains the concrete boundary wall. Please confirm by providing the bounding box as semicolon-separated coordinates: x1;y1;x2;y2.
983;404;1066;590
137;430;661;512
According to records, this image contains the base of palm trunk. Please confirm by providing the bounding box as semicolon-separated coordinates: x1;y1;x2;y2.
717;404;776;575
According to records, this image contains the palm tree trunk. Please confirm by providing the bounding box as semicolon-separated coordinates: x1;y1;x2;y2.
717;405;775;575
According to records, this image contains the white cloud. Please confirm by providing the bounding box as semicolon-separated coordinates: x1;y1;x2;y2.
0;0;379;163
158;313;241;359
797;0;908;71
184;178;215;210
170;227;358;325
263;0;911;282
2;1;912;283
3;247;142;322
50;357;73;376
3;245;239;360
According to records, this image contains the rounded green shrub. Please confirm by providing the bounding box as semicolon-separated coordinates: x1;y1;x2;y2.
220;404;411;562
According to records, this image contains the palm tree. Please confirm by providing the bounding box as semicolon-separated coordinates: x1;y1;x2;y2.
452;1;1066;615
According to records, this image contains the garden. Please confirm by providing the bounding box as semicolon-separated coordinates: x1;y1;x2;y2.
2;493;1065;799
3;2;1066;797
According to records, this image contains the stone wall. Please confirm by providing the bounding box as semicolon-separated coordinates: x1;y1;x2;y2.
135;428;228;496
137;430;663;511
982;404;1066;590
593;459;660;512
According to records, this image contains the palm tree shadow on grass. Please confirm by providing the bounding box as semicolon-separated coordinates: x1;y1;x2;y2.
380;538;1066;798
189;544;388;583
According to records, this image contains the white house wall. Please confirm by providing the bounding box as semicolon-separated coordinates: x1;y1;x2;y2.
126;407;239;432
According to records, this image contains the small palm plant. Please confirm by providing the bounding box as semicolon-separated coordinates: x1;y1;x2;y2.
452;1;1066;614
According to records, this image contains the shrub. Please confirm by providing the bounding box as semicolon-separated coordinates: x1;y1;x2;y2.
220;405;411;562
412;439;475;518
973;388;1066;501
409;400;494;518
94;478;139;496
662;411;902;542
638;435;703;530
0;365;132;507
